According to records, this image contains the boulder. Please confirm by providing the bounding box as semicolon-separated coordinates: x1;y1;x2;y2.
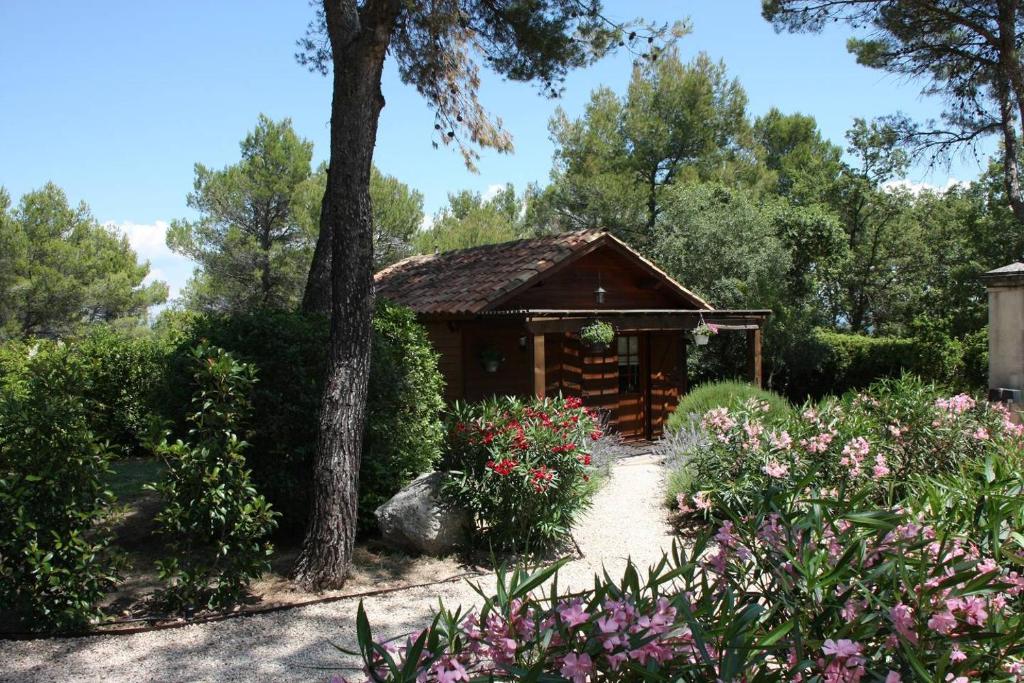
375;472;469;555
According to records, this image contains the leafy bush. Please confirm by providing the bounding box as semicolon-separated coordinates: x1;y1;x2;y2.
786;328;988;400
441;396;602;551
347;483;1024;681
150;345;277;612
72;326;172;458
673;375;1018;515
0;344;119;632
666;379;792;432
362;301;446;531
161;303;444;535
0;326;173;459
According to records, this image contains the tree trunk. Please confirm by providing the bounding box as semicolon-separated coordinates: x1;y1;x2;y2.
301;175;333;314
292;0;398;590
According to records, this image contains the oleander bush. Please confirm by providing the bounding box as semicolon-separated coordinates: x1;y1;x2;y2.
673;375;1018;514
0;344;119;632
344;480;1024;682
149;345;277;612
440;395;602;551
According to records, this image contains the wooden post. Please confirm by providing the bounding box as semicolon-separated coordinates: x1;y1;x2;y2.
746;328;763;389
533;333;546;398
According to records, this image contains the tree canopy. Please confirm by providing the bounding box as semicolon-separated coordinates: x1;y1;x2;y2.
0;183;167;339
168;115;316;313
763;0;1024;230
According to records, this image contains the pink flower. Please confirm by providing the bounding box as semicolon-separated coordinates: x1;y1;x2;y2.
558;600;590;628
822;639;863;659
430;655;470;683
770;430;793;450
973;426;989;440
961;596;988;626
945;676;969;683
927;610;956;635
950;645;967;663
560;652;593;683
890;603;918;644
676;493;692;514
885;672;902;683
872;454;890;478
693;491;712;511
763;460;789;478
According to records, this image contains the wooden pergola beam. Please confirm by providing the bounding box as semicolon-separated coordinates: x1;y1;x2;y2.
533;333;546;398
747;328;763;389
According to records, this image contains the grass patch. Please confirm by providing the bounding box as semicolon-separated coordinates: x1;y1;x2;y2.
667;380;793;431
106;458;165;503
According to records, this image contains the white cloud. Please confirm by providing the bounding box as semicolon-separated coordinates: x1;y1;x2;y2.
481;183;505;202
105;220;194;302
882;177;966;195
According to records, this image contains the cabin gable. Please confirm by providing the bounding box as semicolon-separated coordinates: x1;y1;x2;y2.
497;243;698;311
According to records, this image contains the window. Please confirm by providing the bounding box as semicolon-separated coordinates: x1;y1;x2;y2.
618;335;640;393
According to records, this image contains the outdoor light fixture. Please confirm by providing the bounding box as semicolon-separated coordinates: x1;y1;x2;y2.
594;273;607;305
519;335;528;350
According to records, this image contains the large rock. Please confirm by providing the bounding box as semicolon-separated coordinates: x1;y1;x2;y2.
375;472;469;555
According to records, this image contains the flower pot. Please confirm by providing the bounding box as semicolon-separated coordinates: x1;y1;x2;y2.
693;333;709;346
482;359;501;373
588;341;609;354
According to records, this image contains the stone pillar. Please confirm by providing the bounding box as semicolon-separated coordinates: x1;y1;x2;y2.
982;263;1024;401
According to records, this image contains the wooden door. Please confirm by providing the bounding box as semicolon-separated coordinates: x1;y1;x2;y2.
648;333;686;438
615;334;647;439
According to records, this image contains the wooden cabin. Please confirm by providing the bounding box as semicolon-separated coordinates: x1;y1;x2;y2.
375;230;770;440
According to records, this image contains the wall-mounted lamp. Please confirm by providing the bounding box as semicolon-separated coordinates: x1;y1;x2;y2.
518;335;528;350
594;272;607;305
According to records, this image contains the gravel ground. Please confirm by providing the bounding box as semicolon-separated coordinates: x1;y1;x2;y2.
0;454;674;683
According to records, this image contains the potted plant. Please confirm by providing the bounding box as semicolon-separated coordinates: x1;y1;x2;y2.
692;322;719;346
579;320;615;353
480;347;504;373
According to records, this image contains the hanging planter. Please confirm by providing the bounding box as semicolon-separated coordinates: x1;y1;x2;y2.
579;320;615;353
480;347;504;373
692;322;719;347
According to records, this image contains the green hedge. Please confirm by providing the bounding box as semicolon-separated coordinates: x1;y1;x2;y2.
667;380;793;432
162;303;445;535
785;328;987;399
0;344;119;632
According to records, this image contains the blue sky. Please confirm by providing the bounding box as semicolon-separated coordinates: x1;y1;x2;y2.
0;1;995;301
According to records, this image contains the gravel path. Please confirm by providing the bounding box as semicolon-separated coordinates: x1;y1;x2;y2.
0;454;673;683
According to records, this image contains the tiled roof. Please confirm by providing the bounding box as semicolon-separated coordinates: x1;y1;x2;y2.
374;230;709;314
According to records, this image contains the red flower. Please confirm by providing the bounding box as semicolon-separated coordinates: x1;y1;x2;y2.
530;465;554;492
552;442;577;454
578;453;592;466
564;397;583;409
590;429;603;441
486;458;518;476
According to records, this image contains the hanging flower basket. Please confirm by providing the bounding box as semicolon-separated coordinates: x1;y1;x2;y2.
579;320;614;353
692;322;719;347
480;347;504;373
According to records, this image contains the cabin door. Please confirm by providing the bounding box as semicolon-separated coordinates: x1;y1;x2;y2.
615;334;648;439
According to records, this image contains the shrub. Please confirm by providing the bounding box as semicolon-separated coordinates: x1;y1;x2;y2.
346;484;1024;681
441;395;602;551
666;379;792;432
785;328;988;400
161;303;445;535
72;326;172;458
150;345;277;612
362;301;446;531
672;375;1019;515
0;326;173;459
0;344;119;632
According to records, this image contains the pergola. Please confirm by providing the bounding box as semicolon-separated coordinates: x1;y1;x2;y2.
480;307;773;399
